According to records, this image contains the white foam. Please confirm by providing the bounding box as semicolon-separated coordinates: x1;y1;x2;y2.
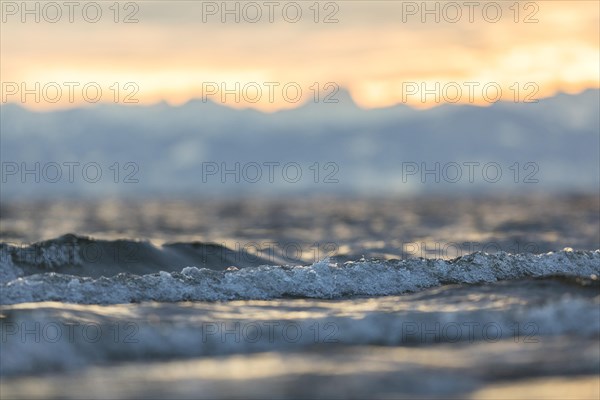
1;250;598;305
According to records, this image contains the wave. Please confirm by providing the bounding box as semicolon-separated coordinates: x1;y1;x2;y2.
1;236;598;304
1;278;599;377
0;234;282;281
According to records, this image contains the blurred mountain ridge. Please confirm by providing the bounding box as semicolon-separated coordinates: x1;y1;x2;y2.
1;89;598;197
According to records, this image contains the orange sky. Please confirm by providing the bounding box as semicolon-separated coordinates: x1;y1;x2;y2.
1;0;598;111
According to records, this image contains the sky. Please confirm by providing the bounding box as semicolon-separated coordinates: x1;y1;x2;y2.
1;0;599;111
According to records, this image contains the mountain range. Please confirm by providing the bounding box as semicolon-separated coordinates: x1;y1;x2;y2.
1;89;598;198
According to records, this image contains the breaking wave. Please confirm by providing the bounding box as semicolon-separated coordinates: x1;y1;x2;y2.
1;236;598;305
